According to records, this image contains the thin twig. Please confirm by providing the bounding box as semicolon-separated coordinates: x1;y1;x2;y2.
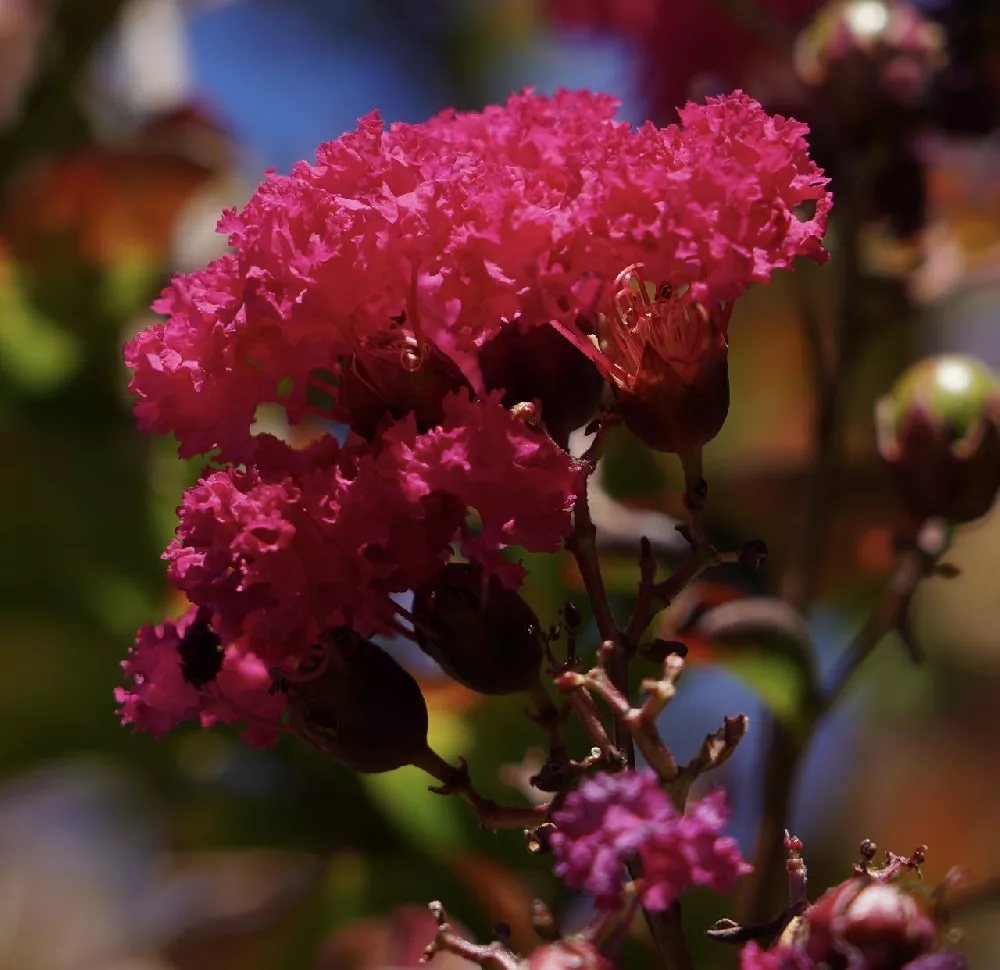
556;666;680;783
422;902;521;970
568;474;635;765
569;479;621;648
567;422;698;969
641;903;695;970
413;749;552;831
625;541;746;649
822;521;946;712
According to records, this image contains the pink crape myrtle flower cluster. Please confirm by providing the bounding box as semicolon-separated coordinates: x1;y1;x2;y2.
124;89;830;464
550;769;751;911
107;12;999;961
116;86;849;965
119;88;831;747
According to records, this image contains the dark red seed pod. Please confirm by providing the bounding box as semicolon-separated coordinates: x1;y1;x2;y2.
284;633;429;773
412;562;543;695
339;330;471;440
479;321;604;448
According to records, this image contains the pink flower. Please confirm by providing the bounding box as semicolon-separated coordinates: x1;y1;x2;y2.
164;396;581;667
165;434;458;666
381;391;583;583
551;93;830;451
550;769;751;911
124;90;830;461
115;606;285;746
124;254;311;461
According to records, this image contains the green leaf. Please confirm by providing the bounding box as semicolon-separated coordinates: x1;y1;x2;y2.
721;648;815;736
0;267;83;393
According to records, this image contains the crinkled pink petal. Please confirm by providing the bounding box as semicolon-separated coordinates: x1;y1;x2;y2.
380;390;584;582
116;606;285;745
164;394;580;664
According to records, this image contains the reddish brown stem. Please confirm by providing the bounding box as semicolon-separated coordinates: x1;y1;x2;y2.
422;902;520;970
568;476;635;766
413;749;552;831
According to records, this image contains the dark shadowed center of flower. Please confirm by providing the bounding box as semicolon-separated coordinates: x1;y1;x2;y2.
358;318;429;381
177;608;224;688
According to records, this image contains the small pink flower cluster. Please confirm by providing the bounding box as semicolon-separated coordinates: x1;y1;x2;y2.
550;769;751;911
119;88;830;744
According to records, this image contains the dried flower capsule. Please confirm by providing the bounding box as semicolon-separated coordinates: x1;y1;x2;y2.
735;841;957;969
411;562;543;695
176;606;224;688
876;355;1000;524
479;321;604;447
284;633;429;773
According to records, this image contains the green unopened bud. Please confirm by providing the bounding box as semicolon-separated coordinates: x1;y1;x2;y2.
876;355;1000;524
284;633;429;773
412;562;543;695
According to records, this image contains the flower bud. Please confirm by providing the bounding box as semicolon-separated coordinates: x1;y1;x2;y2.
339;327;470;439
479;321;604;447
876;355;1000;524
595;267;730;454
794;0;946;129
284;633;429;773
527;940;614;970
804;879;936;969
411;562;543;695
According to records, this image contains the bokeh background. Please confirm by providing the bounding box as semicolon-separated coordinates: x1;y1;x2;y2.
2;1;1000;968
